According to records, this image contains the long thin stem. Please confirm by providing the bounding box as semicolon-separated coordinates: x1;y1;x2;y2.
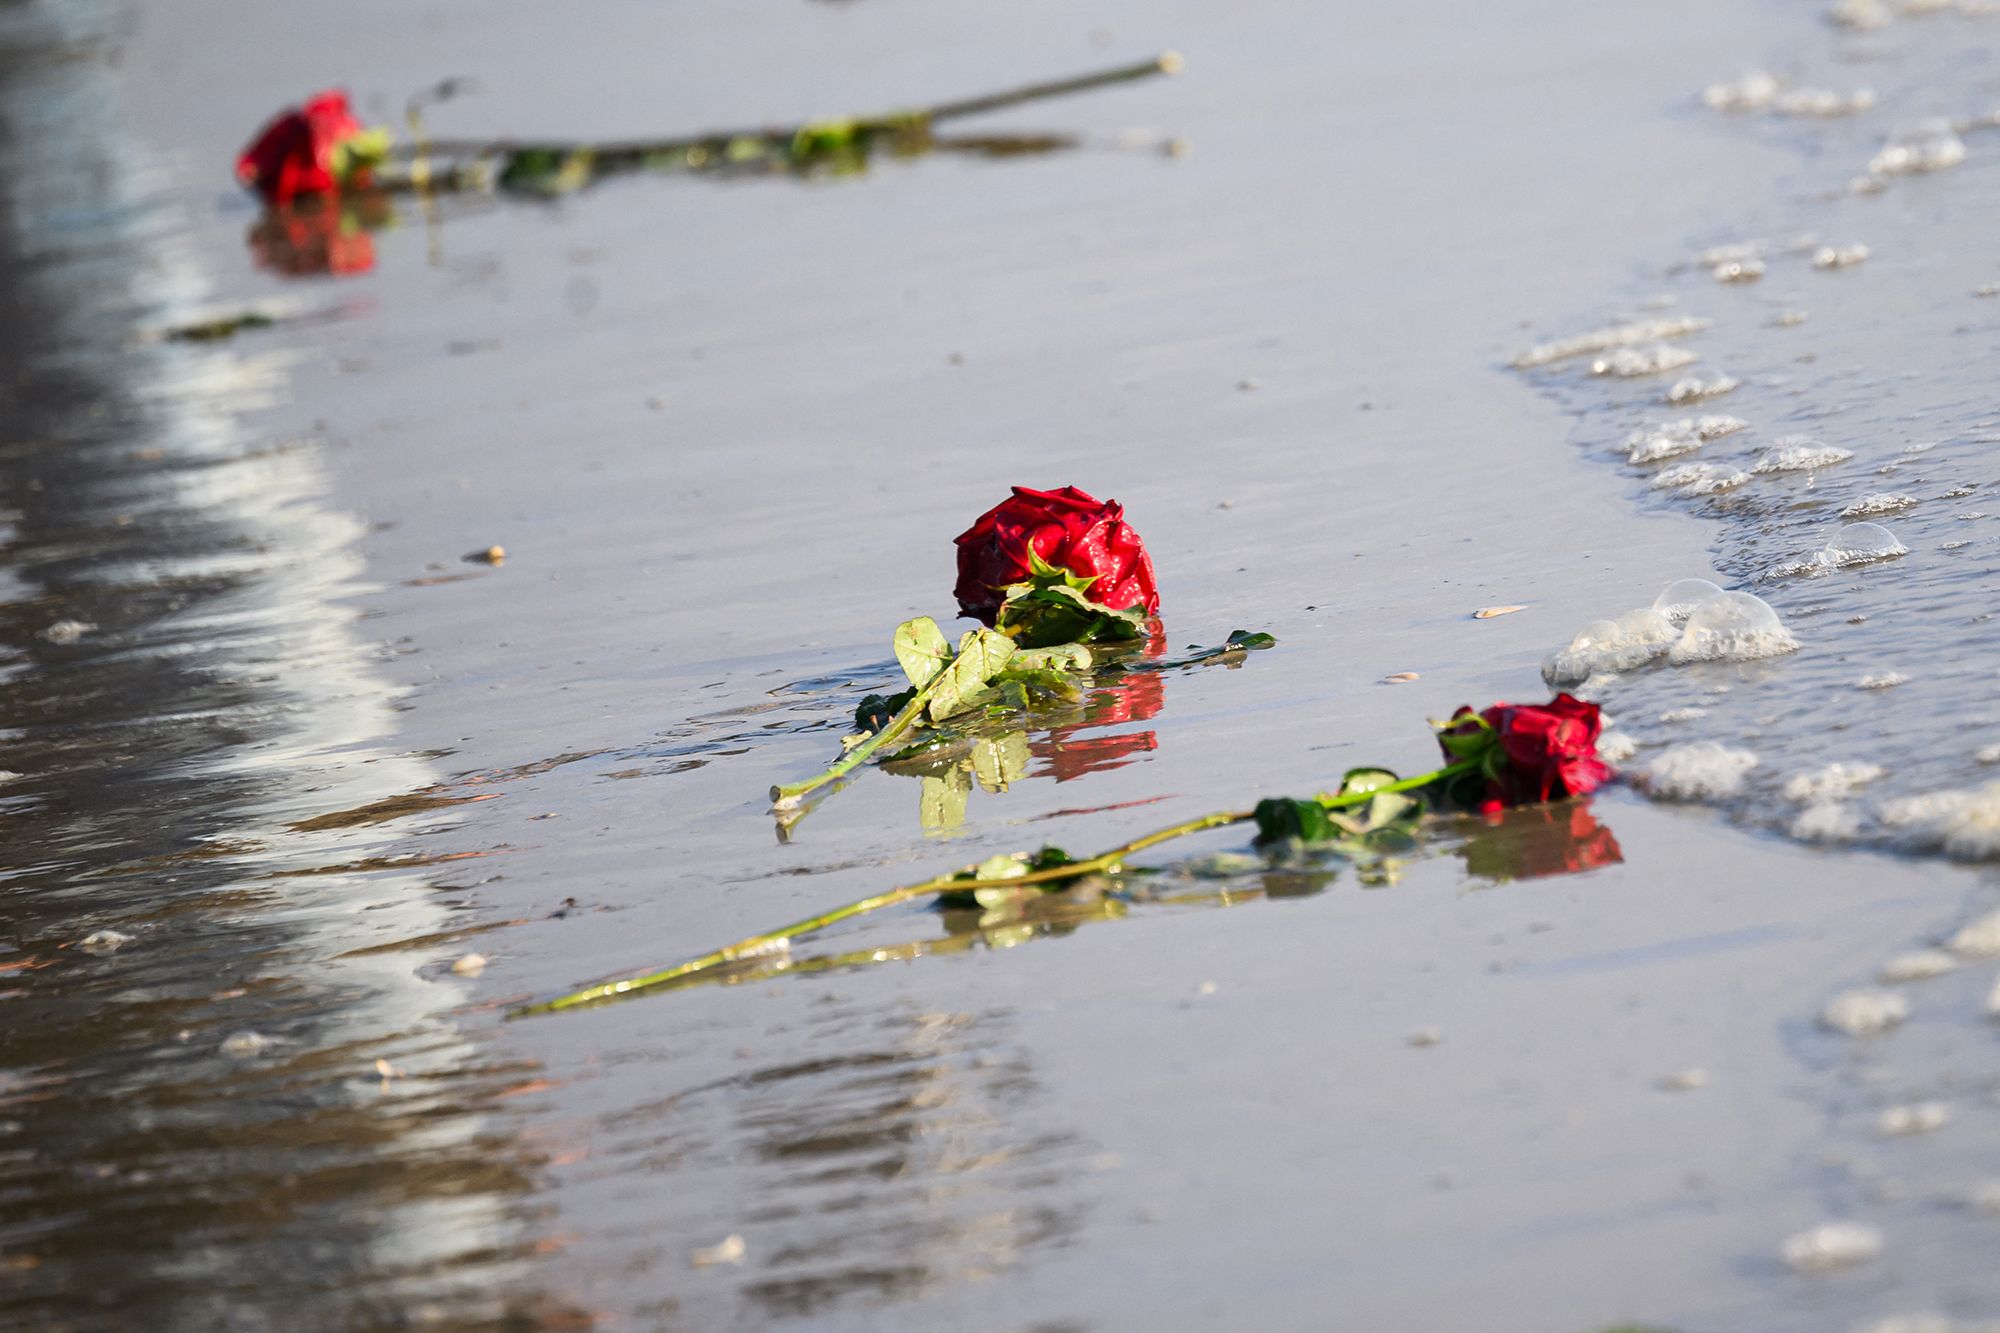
514;755;1481;1017
392;54;1181;165
923;52;1183;124
769;674;948;810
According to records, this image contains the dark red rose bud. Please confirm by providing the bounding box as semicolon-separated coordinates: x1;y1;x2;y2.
1438;693;1613;812
952;485;1160;626
236;90;368;205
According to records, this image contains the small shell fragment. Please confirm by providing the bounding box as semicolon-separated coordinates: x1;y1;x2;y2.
1473;605;1528;619
690;1235;747;1268
1381;672;1420;684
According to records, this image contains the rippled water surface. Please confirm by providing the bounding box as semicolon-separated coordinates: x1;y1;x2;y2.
4;0;2000;1330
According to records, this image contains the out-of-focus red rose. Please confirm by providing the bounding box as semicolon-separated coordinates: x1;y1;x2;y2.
1031;669;1165;782
1438;692;1613;813
953;485;1159;626
237;90;371;204
247;197;384;278
1458;804;1623;882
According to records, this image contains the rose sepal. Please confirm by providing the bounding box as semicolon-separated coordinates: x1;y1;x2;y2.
993;550;1149;648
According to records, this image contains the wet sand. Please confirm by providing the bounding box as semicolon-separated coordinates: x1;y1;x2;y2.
2;0;1999;1329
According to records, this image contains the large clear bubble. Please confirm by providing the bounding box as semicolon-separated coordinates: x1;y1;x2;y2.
1651;578;1727;624
1668;591;1799;664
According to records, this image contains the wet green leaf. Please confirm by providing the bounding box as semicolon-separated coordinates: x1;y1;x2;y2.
1254;797;1336;844
854;687;916;733
1353;790;1421;834
927;628;1016;723
1338;767;1400;798
996;577;1146;649
166;312;277;343
990;664;1084;705
1009;643;1093;672
919;768;972;832
969;733;1031;793
893;616;952;688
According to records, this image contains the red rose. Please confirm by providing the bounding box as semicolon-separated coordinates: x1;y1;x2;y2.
236;91;368;205
1438;693;1613;812
953;485;1159;627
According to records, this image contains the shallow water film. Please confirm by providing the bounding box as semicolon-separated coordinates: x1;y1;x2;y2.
3;0;2000;1331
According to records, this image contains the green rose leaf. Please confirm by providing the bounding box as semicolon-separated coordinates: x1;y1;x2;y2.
927;628;1016;723
919;768;972;832
1337;767;1401;798
1009;643;1093;673
853;687;916;734
970;733;1031;793
1253;797;1337;844
1353;790;1421;834
990;665;1085;706
894;616;953;688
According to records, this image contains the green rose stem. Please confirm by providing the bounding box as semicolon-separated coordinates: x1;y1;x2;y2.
515;755;1479;1017
768;672;953;812
385;52;1181;186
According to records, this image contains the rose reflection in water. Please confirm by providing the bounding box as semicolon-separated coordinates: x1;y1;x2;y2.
1030;666;1164;783
246;194;393;278
1453;802;1624;883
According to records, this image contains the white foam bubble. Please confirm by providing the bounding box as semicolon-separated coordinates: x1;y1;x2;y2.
1878;1102;1951;1136
1784;762;1885;802
1511;315;1711;369
1641;741;1760;799
1624;421;1705;464
1591;344;1700;377
1829;0;1893;28
1944;906;2000;958
1651;462;1753;496
1880;783;2000;860
1668;592;1799;663
1753;438;1855;472
1651;578;1727;623
1869;120;1968;176
1713;259;1765;283
1774;86;1878;117
1819;989;1909;1037
1878;949;1959;982
1597;730;1638;763
1792;801;1862;842
1841;493;1918;518
1813;243;1871;270
1824;521;1910;565
1702;71;1782;111
1540;608;1678;686
1782;1220;1885;1272
1666;374;1739;405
